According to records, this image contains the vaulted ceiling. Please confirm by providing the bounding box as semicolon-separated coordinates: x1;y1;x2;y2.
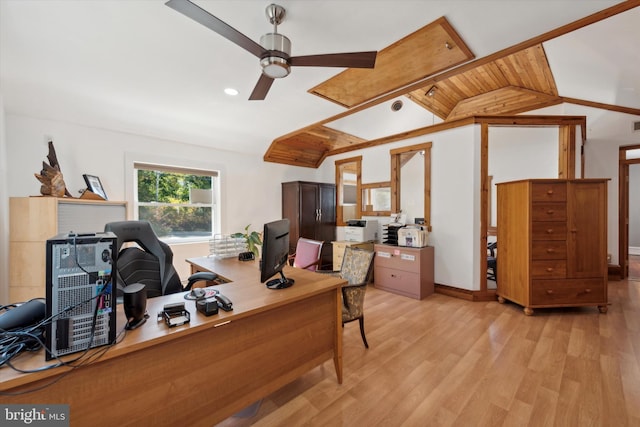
264;2;640;167
1;1;639;166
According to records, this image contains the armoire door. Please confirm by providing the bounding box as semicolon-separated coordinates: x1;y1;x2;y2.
299;182;319;239
567;181;607;278
317;184;336;242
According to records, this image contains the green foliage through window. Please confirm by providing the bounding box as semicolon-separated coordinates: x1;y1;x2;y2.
136;168;216;239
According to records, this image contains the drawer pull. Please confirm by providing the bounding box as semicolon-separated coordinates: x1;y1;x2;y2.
546;267;554;272
546;210;555;215
546;248;555;253
546;229;554;234
546;289;554;294
584;288;591;293
547;190;554;195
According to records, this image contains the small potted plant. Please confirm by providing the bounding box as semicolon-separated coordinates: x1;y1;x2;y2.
231;224;262;259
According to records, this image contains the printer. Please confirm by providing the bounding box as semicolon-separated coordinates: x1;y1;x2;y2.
344;219;378;242
398;225;429;248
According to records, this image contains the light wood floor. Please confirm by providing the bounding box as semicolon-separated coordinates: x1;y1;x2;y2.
216;280;640;427
630;255;640;280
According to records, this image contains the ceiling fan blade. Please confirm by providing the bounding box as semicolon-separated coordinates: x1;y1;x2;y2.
165;0;266;58
290;51;377;68
249;74;275;100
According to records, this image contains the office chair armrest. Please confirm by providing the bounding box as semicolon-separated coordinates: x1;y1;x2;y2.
184;271;218;291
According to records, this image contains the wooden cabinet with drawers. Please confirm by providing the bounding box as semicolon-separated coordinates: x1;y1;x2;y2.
496;179;608;315
373;244;434;300
332;240;374;270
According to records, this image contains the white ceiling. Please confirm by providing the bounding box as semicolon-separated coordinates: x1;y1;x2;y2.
1;0;637;157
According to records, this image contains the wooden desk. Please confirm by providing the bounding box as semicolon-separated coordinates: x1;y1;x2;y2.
0;258;344;426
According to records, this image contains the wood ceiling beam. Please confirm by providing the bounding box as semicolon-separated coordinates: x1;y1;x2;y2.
326;115;587;157
561;97;640;116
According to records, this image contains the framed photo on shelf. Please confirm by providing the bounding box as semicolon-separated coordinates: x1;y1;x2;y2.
83;174;108;200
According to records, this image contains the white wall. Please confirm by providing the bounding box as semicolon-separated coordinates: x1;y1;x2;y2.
0;95;8;303
320;125;480;290
2;114;321;301
488;127;559;227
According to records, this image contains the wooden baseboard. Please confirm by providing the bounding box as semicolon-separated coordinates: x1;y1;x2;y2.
434;284;474;301
472;289;498;302
435;284;498;302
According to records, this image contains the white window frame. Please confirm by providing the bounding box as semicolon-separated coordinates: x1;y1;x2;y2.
126;154;222;244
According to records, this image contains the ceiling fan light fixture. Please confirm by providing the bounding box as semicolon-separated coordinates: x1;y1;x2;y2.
260;32;292;78
261;57;291;78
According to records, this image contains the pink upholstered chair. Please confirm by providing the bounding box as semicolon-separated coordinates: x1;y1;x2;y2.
289;238;324;271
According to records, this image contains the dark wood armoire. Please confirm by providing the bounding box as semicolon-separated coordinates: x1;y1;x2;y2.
282;181;336;269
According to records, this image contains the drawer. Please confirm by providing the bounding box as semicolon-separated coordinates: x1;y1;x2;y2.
531;203;567;222
531;183;567;202
374;248;422;274
532;222;567;240
531;260;566;278
531;279;606;305
374;266;421;297
531;241;567;260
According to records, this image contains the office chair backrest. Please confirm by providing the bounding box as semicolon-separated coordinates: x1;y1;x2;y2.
105;220;182;297
292;238;324;271
339;246;375;286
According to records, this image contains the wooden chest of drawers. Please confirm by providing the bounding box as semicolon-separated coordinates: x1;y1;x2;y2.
496;179;608;315
373;244;434;300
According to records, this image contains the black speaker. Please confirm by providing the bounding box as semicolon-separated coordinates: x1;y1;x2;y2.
123;283;147;330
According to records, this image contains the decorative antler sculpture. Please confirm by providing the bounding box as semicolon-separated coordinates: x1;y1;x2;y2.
34;141;73;197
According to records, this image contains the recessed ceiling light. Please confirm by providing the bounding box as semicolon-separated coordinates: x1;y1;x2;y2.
224;88;239;96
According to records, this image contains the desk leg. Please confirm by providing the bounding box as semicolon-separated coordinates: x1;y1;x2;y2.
334;288;343;384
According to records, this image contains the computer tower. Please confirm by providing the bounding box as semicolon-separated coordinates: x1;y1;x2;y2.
45;232;117;360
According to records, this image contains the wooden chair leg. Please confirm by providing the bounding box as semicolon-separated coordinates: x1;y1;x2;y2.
358;317;369;349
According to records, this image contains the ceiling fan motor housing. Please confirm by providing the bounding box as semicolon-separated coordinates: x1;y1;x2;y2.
260;33;291;78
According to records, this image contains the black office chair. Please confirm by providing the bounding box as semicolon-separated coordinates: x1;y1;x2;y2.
105;220;216;298
487;241;497;283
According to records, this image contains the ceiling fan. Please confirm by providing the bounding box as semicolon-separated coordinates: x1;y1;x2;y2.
165;0;378;100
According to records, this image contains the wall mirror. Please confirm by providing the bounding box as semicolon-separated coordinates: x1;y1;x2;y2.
335;156;362;226
361;182;391;216
390;142;432;228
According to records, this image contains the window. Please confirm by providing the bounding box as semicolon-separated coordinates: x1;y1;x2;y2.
134;162;219;241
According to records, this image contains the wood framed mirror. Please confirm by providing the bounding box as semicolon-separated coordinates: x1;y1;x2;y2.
390;142;432;228
335;156;362;226
361;181;391;216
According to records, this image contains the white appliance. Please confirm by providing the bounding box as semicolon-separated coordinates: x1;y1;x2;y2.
344;219;378;242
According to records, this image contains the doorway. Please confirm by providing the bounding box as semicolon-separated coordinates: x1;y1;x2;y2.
629;163;640;280
619;145;640;280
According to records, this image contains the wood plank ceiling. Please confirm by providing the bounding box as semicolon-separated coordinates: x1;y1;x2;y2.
262;11;619;168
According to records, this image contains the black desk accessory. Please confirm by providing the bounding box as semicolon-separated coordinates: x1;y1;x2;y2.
196;298;219;316
123;283;147;330
158;302;190;327
215;294;233;311
0;299;46;331
238;251;255;261
184;287;219;301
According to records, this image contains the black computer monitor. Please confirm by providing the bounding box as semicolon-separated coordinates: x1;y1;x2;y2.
260;219;294;289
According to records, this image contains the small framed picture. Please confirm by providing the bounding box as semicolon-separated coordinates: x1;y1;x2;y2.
83;174;108;200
